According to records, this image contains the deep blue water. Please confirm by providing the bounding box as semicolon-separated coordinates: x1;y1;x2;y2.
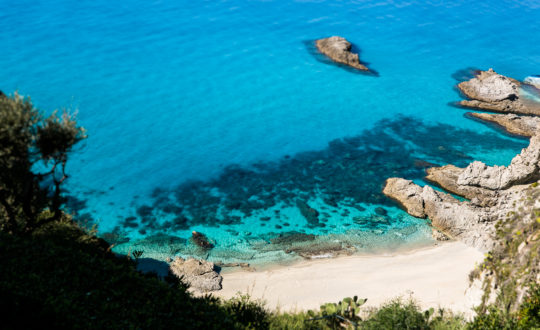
1;0;539;264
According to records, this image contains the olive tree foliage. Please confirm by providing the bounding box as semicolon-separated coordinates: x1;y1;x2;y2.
0;91;86;233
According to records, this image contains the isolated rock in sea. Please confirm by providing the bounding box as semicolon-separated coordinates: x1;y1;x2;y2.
169;257;222;292
457;134;540;190
458;69;540;115
468;112;540;137
315;36;369;71
191;231;214;249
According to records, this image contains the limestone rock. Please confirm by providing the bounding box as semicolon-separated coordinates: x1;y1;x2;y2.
383;178;496;251
382;133;540;251
458;69;540;115
169;257;222;292
468;112;540;137
425;164;495;200
432;228;450;241
383;178;426;218
459;69;520;102
457;135;540;190
315;36;369;71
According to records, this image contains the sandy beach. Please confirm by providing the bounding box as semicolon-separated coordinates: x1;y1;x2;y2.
212;241;484;317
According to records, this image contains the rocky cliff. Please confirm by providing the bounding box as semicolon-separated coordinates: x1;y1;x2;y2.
383;68;540;309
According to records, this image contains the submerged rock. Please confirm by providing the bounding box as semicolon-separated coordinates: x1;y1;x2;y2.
285;240;355;259
458;69;540;115
296;199;320;226
169;257;222;292
374;207;388;216
269;231;316;245
315;36;369;71
214;261;256;272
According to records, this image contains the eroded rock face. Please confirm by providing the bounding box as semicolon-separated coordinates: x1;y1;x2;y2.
383;132;540;251
169;257;222;292
459;69;520;102
425;165;495;201
468;112;540;137
384;177;498;251
382;178;426;218
457;135;540;190
458;69;540;115
315;36;369;71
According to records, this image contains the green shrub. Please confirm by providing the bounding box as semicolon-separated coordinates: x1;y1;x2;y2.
467;306;516;330
221;294;270;329
0;219;240;329
269;311;324;330
517;283;540;329
362;299;431;330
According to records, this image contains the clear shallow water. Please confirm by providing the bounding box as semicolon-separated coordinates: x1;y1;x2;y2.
1;0;539;264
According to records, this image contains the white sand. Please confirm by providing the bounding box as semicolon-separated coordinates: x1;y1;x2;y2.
212;242;484;317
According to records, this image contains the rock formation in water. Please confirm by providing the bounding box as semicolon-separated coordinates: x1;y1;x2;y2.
169;257;222;292
296;199;320;227
384;67;540;309
458;68;540;115
384;134;540;251
468;112;540;137
384;68;540;254
191;231;214;249
315;36;369;71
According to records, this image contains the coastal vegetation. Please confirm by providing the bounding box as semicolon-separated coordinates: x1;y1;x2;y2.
1;92;539;328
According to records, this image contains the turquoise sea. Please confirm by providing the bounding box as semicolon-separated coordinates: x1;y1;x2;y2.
1;0;539;265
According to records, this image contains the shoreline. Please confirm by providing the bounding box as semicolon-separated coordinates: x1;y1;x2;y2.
211;241;484;317
218;237;438;274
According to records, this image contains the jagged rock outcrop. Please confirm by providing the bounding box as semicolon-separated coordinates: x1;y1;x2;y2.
458;69;540;115
385;67;540;310
468;112;540;137
425;165;495;201
457;134;540;190
383;178;496;251
384;133;540;251
382;178;426;218
315;36;369;71
169;257;222;292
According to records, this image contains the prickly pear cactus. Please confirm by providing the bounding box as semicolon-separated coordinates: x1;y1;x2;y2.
309;295;367;328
